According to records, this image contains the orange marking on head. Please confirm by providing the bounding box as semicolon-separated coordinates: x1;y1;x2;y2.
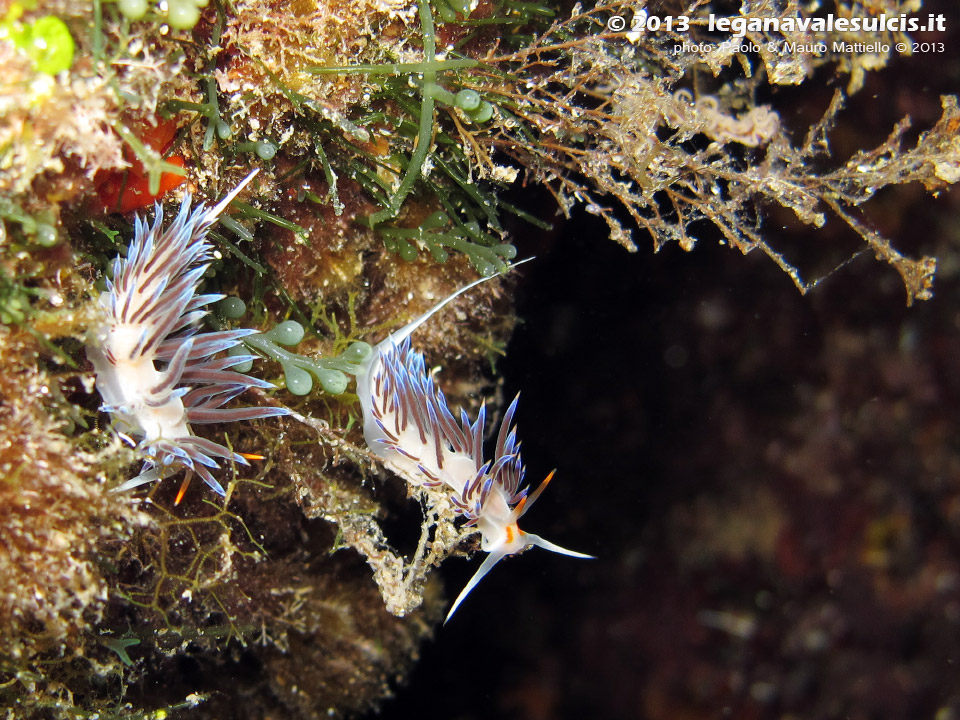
239;452;266;461
505;524;515;545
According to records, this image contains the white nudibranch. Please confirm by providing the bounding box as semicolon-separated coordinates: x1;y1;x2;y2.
353;269;593;623
87;169;290;502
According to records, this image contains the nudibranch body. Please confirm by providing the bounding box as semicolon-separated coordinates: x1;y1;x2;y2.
87;169;290;499
353;269;592;622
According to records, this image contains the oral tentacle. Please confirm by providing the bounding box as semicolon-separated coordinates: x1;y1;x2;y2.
444;548;510;625
523;532;596;559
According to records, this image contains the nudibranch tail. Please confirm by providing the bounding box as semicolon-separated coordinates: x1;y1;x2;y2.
89;168;291;498
382;257;533;351
354;258;532;439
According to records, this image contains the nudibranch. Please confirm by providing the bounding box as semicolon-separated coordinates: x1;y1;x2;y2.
353;269;593;622
87;169;290;501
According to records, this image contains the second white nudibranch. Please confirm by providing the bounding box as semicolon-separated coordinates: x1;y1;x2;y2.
352;266;593;623
87;169;290;502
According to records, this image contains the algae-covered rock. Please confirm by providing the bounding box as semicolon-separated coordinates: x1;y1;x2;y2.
1;0;957;716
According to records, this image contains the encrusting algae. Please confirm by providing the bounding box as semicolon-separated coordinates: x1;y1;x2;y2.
1;0;959;717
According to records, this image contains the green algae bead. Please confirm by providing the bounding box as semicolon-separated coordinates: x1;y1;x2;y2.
341;342;373;364
282;362;313;395
267;320;305;346
472;257;496;277
29;16;75;75
447;0;471;16
227;345;253;373
217;296;246;319
398;241;418;263
118;0;149;20
455;89;481;112
34;222;58;248
494;243;517;260
0;296;26;324
434;0;458;22
422;211;449;229
256;141;277;160
316;368;348;395
469;101;493;124
167;0;200;29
